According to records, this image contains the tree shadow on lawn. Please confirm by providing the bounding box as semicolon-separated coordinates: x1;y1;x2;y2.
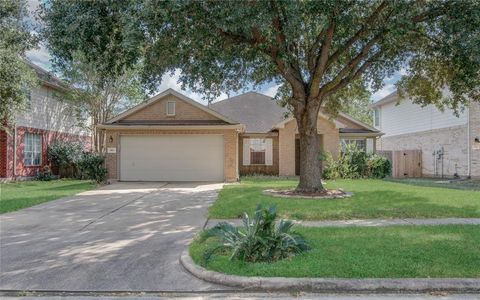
213;186;480;219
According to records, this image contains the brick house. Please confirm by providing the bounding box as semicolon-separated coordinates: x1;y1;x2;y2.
372;91;480;178
0;63;91;180
99;89;381;182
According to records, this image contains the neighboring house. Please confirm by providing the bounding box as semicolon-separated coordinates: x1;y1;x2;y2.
0;62;91;180
98;89;381;182
372;91;480;178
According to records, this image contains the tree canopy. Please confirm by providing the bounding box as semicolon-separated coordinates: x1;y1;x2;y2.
0;0;38;129
41;0;480;191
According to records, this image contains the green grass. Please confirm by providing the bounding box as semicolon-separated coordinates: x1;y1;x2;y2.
209;178;480;220
190;225;480;278
0;179;96;213
386;178;480;191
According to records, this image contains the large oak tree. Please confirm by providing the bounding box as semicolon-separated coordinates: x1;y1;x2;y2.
42;0;479;192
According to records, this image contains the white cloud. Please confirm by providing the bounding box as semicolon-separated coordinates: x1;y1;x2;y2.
372;84;396;101
154;70;230;104
260;84;280;97
26;44;51;70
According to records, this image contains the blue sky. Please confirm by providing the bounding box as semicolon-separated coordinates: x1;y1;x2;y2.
26;0;399;105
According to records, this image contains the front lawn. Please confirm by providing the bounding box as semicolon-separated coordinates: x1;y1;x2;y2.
0;179;96;213
191;225;480;278
209;178;480;220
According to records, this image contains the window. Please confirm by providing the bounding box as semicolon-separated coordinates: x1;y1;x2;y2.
250;139;266;164
243;138;273;166
374;108;380;127
24;133;42;166
166;101;176;116
341;138;366;152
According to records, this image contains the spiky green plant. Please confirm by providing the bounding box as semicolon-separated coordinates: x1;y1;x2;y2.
204;204;310;263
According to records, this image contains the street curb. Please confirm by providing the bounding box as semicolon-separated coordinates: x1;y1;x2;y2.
180;250;480;293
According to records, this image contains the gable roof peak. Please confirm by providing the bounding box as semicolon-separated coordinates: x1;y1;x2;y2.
105;88;237;124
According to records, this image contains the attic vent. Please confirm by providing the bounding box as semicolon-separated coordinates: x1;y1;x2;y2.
166;101;176;116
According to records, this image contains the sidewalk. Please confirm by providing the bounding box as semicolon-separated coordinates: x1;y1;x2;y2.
205;218;480;228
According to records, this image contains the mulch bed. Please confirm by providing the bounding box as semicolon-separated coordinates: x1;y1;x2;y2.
263;188;353;199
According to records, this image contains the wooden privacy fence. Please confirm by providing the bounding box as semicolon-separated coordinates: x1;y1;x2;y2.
377;150;422;178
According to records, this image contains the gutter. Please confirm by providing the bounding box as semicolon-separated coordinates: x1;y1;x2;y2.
467;106;471;178
96;124;246;131
339;132;384;138
13;125;17;177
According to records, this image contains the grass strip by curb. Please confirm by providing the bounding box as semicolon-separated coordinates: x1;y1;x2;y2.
180;250;480;293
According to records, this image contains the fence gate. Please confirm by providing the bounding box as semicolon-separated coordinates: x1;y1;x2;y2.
392;150;422;178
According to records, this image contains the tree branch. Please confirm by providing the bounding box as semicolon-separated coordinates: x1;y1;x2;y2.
327;1;388;68
309;20;335;99
325;52;382;97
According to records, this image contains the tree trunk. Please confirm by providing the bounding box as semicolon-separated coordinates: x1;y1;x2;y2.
296;107;324;192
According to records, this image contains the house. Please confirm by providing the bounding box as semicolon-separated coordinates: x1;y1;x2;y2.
0;62;91;180
98;89;382;182
372;91;480;178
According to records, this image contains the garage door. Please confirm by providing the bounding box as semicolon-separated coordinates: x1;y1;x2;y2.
120;135;224;181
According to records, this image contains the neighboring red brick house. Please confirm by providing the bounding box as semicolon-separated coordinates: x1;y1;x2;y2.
0;62;91;180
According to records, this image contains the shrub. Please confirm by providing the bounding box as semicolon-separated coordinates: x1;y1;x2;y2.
78;152;107;183
204;204;310;263
47;141;84;178
322;144;391;179
35;165;54;181
365;154;391;178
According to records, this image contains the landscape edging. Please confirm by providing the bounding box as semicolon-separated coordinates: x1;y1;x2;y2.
180;250;480;293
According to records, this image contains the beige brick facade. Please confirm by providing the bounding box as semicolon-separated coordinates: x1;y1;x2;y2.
102;90;381;181
378;102;480;178
379;126;469;177
124;95;219;121
278;116;341;176
104;128;239;182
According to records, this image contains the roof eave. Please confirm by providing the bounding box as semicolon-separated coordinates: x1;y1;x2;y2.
106;89;237;125
97;123;245;131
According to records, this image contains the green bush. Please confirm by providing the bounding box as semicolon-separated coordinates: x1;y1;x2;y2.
78;152;107;183
35;165;55;181
365;154;391;178
47;141;84;178
203;204;310;263
322;144;391;179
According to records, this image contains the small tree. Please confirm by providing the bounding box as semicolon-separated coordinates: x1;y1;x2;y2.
41;3;146;152
60;53;145;152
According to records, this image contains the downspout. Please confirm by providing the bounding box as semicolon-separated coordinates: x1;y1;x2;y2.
13;125;17;178
467;106;471;178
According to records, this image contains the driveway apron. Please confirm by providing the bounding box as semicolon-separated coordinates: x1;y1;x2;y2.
0;182;226;291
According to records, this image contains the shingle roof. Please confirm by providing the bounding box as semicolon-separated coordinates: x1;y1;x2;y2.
370;91;399;108
25;60;69;91
210;92;288;133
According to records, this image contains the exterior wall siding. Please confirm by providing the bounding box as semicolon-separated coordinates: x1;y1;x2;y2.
239;133;279;175
378;125;470;177
103;128;239;182
124;95;220;121
376;98;467;137
470;102;480;178
15;85;89;135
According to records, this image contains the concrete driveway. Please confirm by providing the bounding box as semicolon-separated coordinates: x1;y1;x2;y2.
0;182;228;291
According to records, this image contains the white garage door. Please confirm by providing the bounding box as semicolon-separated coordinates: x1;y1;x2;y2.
120;135;224;181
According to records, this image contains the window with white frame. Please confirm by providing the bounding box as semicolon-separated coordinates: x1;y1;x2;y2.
24;133;42;166
243;138;273;166
340;138;366;152
373;108;380;127
166;101;176;116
